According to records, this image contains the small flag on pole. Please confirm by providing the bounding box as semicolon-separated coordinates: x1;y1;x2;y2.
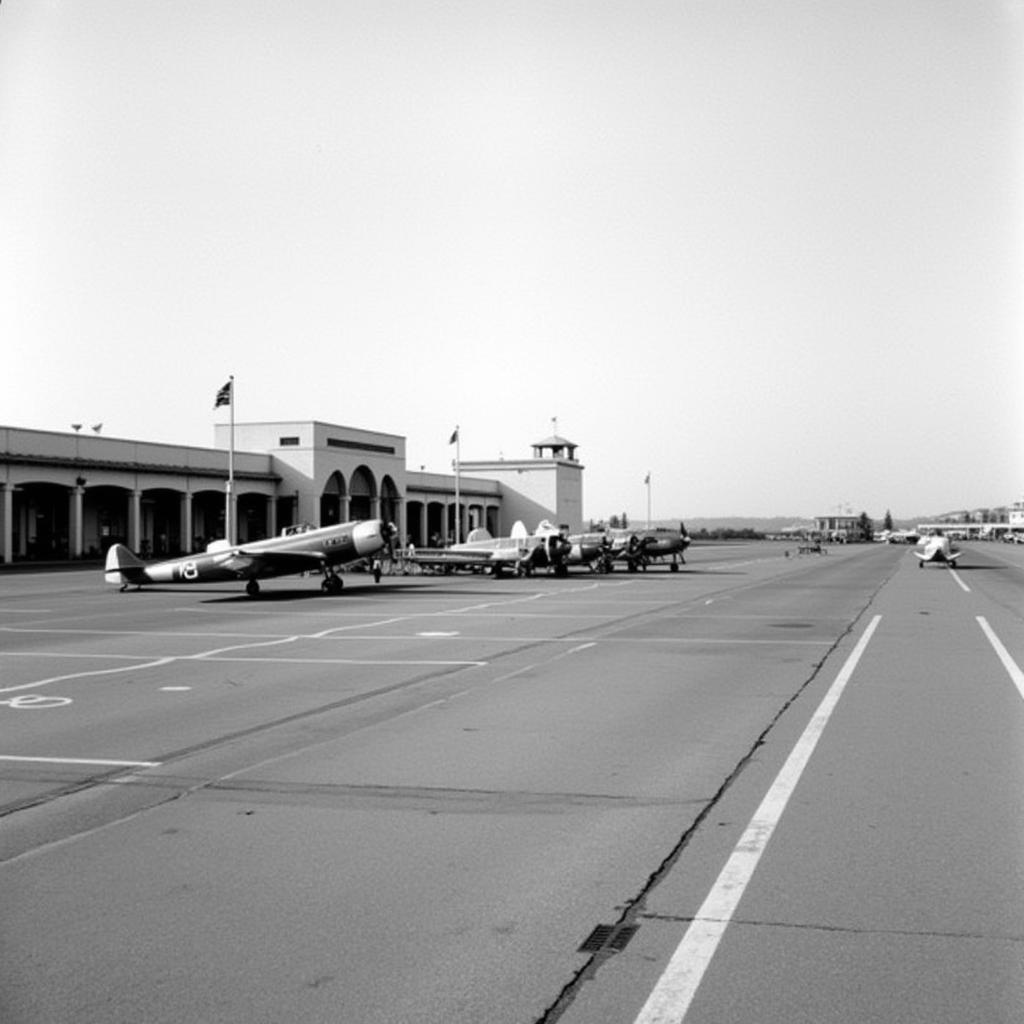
449;427;459;445
644;472;651;485
214;380;232;409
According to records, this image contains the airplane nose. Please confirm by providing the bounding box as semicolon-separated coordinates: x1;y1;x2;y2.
352;520;384;556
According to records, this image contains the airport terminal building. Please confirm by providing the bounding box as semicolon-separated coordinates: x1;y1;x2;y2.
0;422;584;564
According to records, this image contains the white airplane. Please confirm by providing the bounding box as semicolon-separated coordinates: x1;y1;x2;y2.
410;520;574;577
913;530;962;568
104;519;395;596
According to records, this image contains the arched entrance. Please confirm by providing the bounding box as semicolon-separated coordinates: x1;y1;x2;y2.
349;466;375;521
141;488;182;557
13;483;69;560
426;501;446;546
191;490;224;550
320;471;347;526
237;492;269;543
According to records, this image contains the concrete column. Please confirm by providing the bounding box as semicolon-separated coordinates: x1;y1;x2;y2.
371;495;381;519
266;494;277;539
180;492;193;554
1;484;12;564
394;499;405;547
70;486;84;558
17;496;28;557
341;496;351;523
129;491;142;553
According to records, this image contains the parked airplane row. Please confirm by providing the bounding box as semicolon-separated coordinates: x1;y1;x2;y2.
103;519;692;596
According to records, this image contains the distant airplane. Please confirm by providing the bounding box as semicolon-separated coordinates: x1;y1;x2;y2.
878;529;920;544
104;520;395;596
913;531;962;568
606;523;691;572
409;520;573;577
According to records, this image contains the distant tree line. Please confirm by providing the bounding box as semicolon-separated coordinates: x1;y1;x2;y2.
689;527;766;540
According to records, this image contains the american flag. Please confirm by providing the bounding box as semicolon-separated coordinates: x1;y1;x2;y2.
214;380;232;408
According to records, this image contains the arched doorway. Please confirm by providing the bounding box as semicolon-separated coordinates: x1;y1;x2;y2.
349;466;375;521
320;471;347;526
141;488;182;557
13;483;69;560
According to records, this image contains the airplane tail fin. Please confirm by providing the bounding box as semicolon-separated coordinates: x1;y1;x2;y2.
104;544;148;585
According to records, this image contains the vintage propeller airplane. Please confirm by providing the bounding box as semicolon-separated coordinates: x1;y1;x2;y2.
913;530;963;568
104;519;395;596
605;523;691;572
409;520;574;577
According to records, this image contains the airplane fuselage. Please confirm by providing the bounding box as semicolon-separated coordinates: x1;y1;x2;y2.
105;520;390;594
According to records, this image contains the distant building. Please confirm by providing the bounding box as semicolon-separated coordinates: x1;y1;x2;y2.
814;514;870;542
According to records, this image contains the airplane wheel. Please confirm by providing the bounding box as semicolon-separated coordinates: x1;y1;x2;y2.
670;562;679;572
246;579;260;597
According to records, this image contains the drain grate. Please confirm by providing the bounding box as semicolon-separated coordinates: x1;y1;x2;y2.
577;923;639;954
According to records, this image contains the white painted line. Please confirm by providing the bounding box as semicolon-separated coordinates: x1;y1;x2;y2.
160;686;192;692
949;569;970;593
196;656;487;667
569;642;596;654
633;614;882;1024
977;617;1024;702
418;631;460;637
0;657;176;696
0;755;161;768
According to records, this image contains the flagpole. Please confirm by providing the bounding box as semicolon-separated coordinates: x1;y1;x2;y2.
227;375;235;544
454;426;461;545
646;472;651;529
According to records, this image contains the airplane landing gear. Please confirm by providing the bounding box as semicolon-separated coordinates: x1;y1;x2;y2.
246;579;261;597
322;573;344;594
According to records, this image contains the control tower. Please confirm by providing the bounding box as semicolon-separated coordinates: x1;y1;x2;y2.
460;427;584;533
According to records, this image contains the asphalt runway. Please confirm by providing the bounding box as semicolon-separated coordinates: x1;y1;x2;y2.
1;541;1022;1023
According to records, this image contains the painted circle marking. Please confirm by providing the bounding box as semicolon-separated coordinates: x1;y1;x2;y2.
0;694;73;709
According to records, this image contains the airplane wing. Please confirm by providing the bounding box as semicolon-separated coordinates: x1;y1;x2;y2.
215;549;327;577
408;543;530;571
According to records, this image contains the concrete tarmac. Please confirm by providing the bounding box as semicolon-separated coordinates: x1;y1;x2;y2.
1;541;1021;1023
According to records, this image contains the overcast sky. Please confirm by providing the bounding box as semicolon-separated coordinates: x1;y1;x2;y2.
2;1;1021;521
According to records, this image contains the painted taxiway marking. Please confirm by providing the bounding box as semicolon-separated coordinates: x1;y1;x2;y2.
977;617;1024;702
949;568;970;593
568;642;596;654
0;657;176;696
0;755;161;768
633;615;882;1024
0;694;72;709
